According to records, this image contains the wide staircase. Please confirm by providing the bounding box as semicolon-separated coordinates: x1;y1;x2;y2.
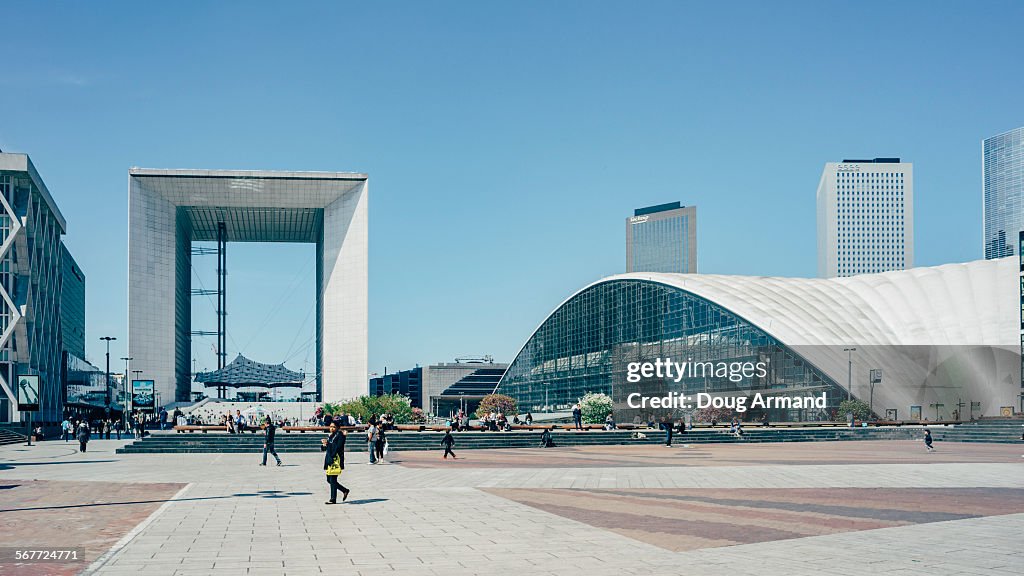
114;425;964;454
930;419;1023;443
0;427;27;446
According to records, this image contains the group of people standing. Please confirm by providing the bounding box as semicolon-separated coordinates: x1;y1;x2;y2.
60;412;153;452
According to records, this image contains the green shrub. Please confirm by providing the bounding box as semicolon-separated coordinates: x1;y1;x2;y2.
579;392;614;423
835;399;872;421
323;393;414;424
693;406;734;423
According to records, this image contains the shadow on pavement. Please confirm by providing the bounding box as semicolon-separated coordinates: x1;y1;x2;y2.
0;460;117;470
344;498;388;505
1;490;315;513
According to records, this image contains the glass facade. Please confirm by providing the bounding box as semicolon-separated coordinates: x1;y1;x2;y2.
983;127;1023;259
499;279;845;422
0;158;67;423
369;367;423;408
60;245;86;359
626;204;697;274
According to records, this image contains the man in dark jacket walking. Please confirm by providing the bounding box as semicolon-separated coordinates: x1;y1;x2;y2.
77;421;91;453
320;421;349;504
441;429;457;459
572;403;582;430
661;415;674;447
260;418;282;466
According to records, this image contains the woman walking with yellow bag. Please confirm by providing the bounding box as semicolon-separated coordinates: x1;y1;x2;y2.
320;420;350;504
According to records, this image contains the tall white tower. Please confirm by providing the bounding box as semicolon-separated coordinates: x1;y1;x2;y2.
817;158;913;278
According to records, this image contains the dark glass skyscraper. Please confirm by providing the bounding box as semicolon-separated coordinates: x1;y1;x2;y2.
625;202;697;273
983;127;1023;259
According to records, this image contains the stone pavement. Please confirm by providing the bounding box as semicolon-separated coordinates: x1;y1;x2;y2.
0;438;1021;575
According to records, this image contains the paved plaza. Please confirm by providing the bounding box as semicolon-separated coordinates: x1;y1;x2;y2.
0;438;1021;575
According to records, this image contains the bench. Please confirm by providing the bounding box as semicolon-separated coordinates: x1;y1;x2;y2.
281;425;367;433
174;425;228;433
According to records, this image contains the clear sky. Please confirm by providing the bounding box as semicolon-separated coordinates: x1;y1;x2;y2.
2;1;1021;382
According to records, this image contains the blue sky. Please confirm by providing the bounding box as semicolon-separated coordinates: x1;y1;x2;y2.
2;1;1021;380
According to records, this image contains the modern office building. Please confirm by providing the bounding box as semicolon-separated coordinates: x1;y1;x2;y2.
983;127;1023;259
626;202;697;274
817;158;913;278
0;152;78;422
369;367;423;409
498;258;1019;423
128;169;368;407
1019;231;1023;401
60;245;86;360
422;361;508;417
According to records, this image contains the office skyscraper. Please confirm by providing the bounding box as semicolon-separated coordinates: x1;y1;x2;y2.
817;158;913;278
626;202;697;274
983;126;1023;259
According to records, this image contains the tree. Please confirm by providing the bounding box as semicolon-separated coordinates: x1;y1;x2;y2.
579;392;614;423
835;399;872;421
475;394;518;418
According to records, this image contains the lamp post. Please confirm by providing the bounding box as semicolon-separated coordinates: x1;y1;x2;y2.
843;348;856;402
100;337;117;414
868;369;881;417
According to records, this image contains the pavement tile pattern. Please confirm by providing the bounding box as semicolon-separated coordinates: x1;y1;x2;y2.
0;439;1021;575
0;479;185;576
483;487;1024;551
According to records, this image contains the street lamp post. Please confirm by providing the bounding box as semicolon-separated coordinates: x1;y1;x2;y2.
868;369;881;418
101;337;117;415
843;348;856;402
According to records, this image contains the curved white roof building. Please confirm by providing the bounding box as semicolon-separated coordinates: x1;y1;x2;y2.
498;257;1020;421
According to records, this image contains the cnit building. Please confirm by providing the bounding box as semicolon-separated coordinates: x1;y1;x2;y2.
497;257;1019;423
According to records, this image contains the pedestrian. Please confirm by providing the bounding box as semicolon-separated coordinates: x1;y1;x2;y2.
924;428;935;452
572;403;582;430
236;410;246;434
159;407;168;431
320;420;349;504
441;428;457;459
375;425;387;463
260;418;282;466
114;419;122;440
366;419;379;464
661;415;674;446
604;413;615;430
61;418;71;442
77;421;91;453
539;427;554;448
524;412;533;426
104;419;111;440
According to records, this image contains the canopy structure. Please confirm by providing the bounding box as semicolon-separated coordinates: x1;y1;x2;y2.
195;354;304;389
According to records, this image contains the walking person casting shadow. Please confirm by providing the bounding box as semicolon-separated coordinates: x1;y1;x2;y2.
321;421;350;504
